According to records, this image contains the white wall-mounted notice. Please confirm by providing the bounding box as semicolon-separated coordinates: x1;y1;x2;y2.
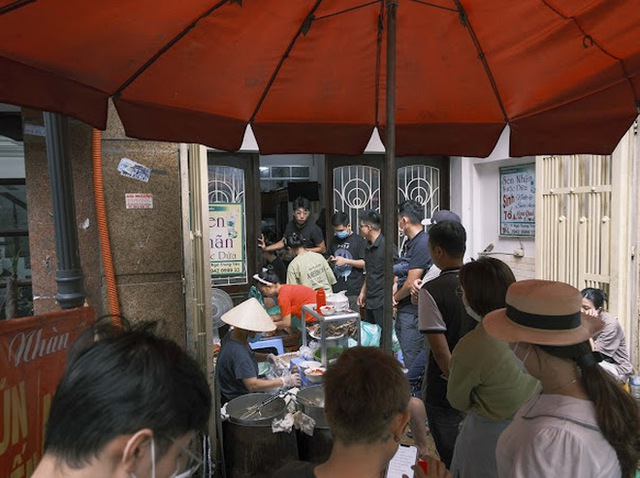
499;164;535;237
125;193;153;209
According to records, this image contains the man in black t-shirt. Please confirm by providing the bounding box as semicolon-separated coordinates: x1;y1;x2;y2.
328;211;366;312
259;196;325;254
357;210;397;327
418;220;476;468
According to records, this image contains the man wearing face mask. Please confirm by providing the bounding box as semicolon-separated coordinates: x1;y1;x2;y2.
327;211;366;312
32;317;211;478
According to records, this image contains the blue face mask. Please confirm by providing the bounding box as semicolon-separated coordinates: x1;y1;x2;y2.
335;230;349;239
248;332;262;343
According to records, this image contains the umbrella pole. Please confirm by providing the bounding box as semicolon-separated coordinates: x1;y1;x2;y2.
382;0;397;355
44;112;85;309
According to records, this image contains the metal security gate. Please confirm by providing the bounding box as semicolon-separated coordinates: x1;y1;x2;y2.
397;164;441;218
332;164;381;229
327;156;448;243
536;154;613;295
536;126;639;369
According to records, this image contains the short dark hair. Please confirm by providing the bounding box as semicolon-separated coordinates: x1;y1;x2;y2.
397;200;424;224
428;220;466;258
44;318;211;468
581;287;608;310
331;212;350;227
285;232;304;249
459;257;516;317
324;347;409;445
358;209;381;231
292;196;311;211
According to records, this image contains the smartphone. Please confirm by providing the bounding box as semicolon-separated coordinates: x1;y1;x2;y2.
385;444;418;478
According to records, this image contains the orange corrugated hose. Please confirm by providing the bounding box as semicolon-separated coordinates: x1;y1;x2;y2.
92;128;121;326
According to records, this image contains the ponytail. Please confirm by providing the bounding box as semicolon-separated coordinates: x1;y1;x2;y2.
581;287;608;310
255;265;280;286
540;342;640;477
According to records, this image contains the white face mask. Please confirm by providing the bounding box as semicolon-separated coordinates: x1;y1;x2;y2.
464;305;483;322
132;438;200;478
512;342;531;373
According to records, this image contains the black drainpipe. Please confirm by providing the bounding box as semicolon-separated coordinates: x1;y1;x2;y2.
43;112;85;309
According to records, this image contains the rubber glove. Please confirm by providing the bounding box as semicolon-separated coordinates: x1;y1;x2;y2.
281;373;301;388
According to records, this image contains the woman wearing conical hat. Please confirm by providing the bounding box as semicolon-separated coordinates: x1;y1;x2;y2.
215;298;301;404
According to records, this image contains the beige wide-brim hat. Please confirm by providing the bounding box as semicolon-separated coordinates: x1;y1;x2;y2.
484;279;603;346
221;298;276;333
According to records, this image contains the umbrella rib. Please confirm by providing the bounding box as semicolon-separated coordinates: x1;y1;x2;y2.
454;0;509;123
113;0;228;98
0;0;35;15
314;0;380;21
409;0;458;13
249;0;324;124
540;0;639;101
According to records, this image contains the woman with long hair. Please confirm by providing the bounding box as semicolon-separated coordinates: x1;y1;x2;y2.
447;257;539;477
485;280;640;477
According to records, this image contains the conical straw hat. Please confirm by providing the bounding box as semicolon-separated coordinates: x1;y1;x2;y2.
221;298;276;332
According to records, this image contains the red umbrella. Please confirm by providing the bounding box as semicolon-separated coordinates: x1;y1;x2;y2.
1;0;638;157
1;0;639;352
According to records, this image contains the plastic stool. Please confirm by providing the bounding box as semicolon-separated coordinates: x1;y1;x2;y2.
249;337;285;355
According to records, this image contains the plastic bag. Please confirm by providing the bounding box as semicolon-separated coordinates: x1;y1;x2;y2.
391;326;401;353
346;322;400;350
360;321;381;347
299;343;319;360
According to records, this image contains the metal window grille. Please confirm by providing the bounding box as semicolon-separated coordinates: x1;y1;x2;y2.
332;165;381;229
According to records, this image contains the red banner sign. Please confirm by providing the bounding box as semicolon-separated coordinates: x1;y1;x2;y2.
0;307;94;478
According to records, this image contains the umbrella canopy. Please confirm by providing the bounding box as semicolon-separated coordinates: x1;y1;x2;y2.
1;0;639;157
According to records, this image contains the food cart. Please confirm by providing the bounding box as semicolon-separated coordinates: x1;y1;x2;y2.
301;304;361;367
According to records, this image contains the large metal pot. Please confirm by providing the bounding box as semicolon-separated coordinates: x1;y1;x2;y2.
297;385;328;429
296;386;333;463
226;392;287;426
223;393;298;478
